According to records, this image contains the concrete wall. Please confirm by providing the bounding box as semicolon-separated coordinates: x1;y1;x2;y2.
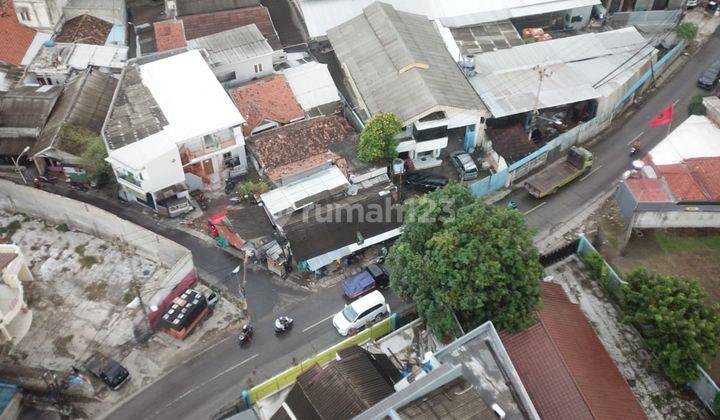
634;210;720;228
214;51;273;85
565;6;593;30
0;179;194;311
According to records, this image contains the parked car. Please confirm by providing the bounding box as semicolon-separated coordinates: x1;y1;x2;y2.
341;263;390;300
332;291;390;336
697;60;720;90
403;173;448;192
449;151;479;181
84;352;130;390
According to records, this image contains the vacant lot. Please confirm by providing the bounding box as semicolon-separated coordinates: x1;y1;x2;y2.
591;199;720;382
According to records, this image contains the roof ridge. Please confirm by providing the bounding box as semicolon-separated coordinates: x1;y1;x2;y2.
537;293;599;420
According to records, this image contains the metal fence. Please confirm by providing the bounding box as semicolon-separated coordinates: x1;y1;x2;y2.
575;235;719;414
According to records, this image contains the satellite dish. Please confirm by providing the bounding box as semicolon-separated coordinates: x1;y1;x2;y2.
632;160;644;170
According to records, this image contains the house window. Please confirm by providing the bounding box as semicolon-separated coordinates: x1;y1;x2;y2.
253;63;263;73
570;15;583;23
38;78;47;86
203;134;217;149
17;7;31;21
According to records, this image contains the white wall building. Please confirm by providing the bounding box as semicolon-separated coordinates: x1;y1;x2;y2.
103;49;247;215
0;245;33;345
186;24;274;85
12;0;67;31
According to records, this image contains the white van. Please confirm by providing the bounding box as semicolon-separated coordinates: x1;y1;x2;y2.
332;290;390;336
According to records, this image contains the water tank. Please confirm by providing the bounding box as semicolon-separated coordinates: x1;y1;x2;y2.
392;158;405;175
44;39;56;48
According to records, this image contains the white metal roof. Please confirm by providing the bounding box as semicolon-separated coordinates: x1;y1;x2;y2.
282;61;339;111
306;227;402;271
139;49;245;142
260;165;349;218
649;115;720;165
301;0;600;38
469;28;652;118
106;130;177;170
68;43;128;70
186;24;272;67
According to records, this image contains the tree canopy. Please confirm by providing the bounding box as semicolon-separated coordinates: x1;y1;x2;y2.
357;113;402;163
387;183;542;338
78;130;113;188
623;268;720;384
675;22;698;43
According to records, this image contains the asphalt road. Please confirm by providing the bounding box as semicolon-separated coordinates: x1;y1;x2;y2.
510;29;720;238
102;27;720;420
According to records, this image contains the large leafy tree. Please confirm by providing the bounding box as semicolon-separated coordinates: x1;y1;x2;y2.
623;268;720;384
357;113;402;163
388;183;542;338
77;129;113;187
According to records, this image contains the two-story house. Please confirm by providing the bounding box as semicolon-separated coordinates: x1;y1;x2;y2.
327;2;489;169
12;0;66;31
103;49;247;216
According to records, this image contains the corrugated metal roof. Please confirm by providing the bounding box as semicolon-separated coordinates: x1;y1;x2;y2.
32;69;118;157
67;43;128;70
301;0;600;38
282;61;340;111
327;2;486;123
176;0;260;16
260;165;349;218
186;24;272;66
469;28;652;118
0;85;62;132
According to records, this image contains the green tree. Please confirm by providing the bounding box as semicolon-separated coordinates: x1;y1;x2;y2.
675;22;698;43
688;94;707;116
357;113;402;163
80;134;113;188
387;183;542;338
622;268;720;384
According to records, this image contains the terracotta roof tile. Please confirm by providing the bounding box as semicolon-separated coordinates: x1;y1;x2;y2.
0;253;18;270
229;74;304;136
247;115;353;176
686;157;720;201
265;151;344;183
154;20;187;52
0;2;36;66
625;178;670;202
180;6;281;49
55;14;112;45
501;282;647;420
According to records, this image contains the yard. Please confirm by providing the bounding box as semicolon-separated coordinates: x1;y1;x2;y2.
0;212;244;417
590;199;720;384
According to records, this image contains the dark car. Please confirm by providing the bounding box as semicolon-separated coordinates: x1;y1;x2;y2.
341;263;390;299
403;173;448;192
697;60;720;90
84;352;130;390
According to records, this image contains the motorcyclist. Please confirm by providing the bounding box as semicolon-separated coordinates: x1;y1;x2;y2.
239;323;253;345
630;139;641;155
275;316;292;331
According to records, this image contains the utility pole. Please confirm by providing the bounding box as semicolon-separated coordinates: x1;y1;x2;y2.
529;65;552;140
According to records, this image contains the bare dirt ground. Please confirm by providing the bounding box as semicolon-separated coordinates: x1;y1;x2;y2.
587;199;720;384
0;212;244;418
547;257;708;419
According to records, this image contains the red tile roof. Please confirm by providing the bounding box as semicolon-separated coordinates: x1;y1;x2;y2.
230;74;304;136
686;157;720;201
501;282;647;420
625;178;670;202
247;115;354;179
0;2;36;66
55;14;112;45
154;20;187;52
653;163;707;202
180;6;280;48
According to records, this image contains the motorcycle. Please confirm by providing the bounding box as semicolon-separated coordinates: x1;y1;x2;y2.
238;324;253;346
506;200;518;210
629;146;639;157
274;316;294;334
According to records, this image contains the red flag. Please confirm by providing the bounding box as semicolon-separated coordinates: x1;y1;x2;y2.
649;104;673;127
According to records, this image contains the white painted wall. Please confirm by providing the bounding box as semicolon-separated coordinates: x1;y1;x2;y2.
212;51;273;84
13;0;66;31
635;211;720;229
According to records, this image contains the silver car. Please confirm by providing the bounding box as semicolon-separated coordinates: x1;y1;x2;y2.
450;151;479;181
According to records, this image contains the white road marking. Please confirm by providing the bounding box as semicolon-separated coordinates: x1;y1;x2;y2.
672;98;680;106
627;132;644;146
302;314;335;333
580;165;603;182
523;202;547;216
162;353;259;409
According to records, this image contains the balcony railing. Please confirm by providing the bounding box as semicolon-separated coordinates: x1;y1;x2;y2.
183;138;238;161
117;172;142;188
